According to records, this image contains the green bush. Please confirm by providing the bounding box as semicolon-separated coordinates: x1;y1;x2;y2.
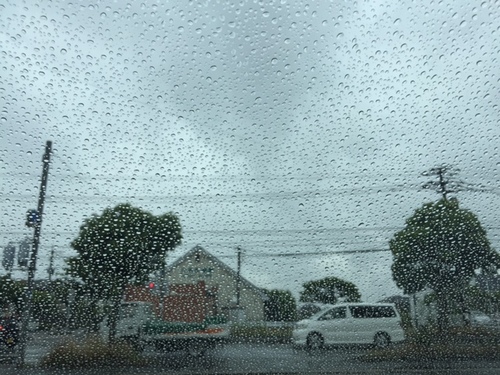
40;336;146;368
365;324;500;361
230;323;293;342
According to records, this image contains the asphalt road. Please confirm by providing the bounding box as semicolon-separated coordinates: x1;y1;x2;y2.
2;332;500;374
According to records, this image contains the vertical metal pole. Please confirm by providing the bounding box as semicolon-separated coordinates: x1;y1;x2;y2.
17;140;52;367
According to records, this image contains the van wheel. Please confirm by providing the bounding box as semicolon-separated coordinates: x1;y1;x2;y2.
306;332;324;351
374;332;390;348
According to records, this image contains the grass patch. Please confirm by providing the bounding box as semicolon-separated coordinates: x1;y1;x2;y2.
364;326;500;361
40;336;147;369
230;323;293;343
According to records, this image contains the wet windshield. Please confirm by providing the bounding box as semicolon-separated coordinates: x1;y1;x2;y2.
1;0;500;374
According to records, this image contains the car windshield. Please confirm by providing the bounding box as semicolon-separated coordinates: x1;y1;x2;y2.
306;306;337;321
2;0;500;374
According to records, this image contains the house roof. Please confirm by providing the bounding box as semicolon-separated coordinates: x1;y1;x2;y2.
165;245;268;302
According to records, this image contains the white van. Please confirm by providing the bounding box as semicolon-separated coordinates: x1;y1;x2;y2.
292;303;405;349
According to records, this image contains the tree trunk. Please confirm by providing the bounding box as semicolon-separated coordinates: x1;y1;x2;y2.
459;292;471;327
435;289;450;333
108;289;123;344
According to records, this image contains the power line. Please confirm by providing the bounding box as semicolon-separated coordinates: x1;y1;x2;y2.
0;185;436;203
3;168;499;184
0;169;427;181
217;248;391;258
5;226;500;237
3;182;499;204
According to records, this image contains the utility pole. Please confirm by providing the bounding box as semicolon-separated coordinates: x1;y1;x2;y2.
17;140;52;368
236;246;242;309
422;164;463;201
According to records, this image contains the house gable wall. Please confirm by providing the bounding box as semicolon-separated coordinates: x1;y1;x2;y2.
166;250;265;321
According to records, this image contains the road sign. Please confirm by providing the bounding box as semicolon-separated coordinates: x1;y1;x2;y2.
25;209;40;228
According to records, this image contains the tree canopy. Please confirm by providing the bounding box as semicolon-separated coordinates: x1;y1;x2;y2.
0;275;24;314
66;203;182;300
299;276;361;305
263;289;297;322
390;198;500;327
66;203;182;341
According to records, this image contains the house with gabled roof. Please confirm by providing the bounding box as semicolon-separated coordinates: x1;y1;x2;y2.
161;245;268;322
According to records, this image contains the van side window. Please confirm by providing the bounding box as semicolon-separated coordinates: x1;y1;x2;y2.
372;306;397;318
349;306;368;318
349;306;396;318
319;307;346;320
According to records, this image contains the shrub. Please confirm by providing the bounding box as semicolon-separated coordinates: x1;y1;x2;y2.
364;324;500;361
230;323;293;343
40;336;146;369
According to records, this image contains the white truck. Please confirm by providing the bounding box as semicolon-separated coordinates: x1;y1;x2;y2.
101;301;229;356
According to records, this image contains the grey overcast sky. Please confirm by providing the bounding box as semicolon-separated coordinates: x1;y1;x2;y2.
1;0;500;301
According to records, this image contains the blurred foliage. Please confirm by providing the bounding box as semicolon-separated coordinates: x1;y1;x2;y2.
66;203;182;300
40;336;146;368
0;275;24;315
32;290;65;330
463;285;500;314
423;285;500;319
230;323;293;343
390;198;500;329
263;289;297;322
66;203;182;341
299;276;361;305
366;325;500;361
69;298;102;332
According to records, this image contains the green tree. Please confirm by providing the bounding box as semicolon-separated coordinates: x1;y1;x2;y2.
263;289;297;322
390;198;500;330
66;203;182;341
0;275;24;315
299;277;361;305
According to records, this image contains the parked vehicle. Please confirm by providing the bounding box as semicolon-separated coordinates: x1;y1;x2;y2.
292;303;405;349
100;302;229;356
0;316;19;352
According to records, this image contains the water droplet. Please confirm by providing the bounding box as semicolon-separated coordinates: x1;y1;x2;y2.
60;48;67;54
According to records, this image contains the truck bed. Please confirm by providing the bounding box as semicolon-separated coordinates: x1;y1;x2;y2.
142;315;228;336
